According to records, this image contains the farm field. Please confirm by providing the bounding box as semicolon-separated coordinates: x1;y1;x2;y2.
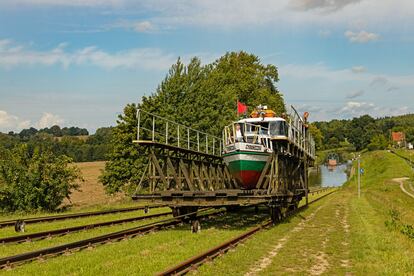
0;151;413;275
64;161;127;209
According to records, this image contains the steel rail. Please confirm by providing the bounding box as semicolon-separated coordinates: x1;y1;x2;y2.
157;189;337;276
0;208;221;269
0;205;166;228
0;212;172;244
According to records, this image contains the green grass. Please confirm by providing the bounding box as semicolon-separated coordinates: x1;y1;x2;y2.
2;208;269;275
342;151;414;274
0;210;172;258
0;207;170;239
196;151;414;275
0;199;158;222
196;192;346;275
3;150;414;274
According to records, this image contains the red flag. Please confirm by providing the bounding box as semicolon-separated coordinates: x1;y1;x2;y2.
237;101;248;115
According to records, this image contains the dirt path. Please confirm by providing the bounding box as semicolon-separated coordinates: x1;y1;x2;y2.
245;206;324;276
245;193;351;275
393;177;414;199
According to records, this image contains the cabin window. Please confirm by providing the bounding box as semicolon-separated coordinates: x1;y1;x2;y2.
270;121;287;136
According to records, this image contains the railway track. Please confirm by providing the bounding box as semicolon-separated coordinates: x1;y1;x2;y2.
0;205;165;228
0;208;223;269
158;189;337;276
0;211;172;244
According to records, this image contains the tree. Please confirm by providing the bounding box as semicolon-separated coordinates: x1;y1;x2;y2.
101;52;286;194
367;134;388;151
308;124;323;150
100;104;141;194
0;144;82;212
19;127;38;139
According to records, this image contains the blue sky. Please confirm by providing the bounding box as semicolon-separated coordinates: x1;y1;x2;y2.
0;0;413;133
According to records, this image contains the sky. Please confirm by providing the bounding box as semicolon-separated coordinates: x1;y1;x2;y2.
0;0;413;133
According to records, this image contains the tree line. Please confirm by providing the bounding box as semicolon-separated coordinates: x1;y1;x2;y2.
312;113;414;151
1;126;113;162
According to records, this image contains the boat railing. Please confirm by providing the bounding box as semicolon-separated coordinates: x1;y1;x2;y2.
135;109;223;156
287;105;315;159
223;122;269;147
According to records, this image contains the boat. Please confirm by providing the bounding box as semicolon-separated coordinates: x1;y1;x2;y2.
222;105;291;189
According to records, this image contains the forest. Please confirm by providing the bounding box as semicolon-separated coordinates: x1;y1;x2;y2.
312;113;414;151
0;125;113;162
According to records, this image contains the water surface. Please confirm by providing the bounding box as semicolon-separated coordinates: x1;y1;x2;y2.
309;164;348;188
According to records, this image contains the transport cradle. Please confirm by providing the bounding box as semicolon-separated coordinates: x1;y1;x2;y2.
132;106;315;222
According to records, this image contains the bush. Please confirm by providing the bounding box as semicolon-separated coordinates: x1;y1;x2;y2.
0;144;82;212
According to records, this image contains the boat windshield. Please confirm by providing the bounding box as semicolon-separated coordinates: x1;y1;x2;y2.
269;121;287;136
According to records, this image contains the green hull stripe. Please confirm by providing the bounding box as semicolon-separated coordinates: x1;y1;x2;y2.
228;160;266;172
223;151;271;157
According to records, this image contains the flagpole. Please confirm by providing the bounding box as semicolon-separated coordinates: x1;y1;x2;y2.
236;98;238;117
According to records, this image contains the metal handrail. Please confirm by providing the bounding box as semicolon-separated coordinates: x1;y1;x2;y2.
223;122;269;146
136;109;223;156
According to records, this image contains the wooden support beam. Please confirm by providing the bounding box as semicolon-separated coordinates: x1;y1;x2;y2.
150;152;168;189
179;159;195;191
191;161;206;191
223;166;237;189
256;155;272;189
166;157;180;190
201;163;213;191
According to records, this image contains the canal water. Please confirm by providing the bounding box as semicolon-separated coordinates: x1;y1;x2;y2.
309;163;349;188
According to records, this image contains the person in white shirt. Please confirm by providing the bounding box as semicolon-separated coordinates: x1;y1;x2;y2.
236;124;243;142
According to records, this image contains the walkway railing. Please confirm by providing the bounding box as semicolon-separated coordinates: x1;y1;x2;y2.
287;105;316;158
136;109;223;156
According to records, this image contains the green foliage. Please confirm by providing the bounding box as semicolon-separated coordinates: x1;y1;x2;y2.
308;124;323;150
385;208;414;240
315;113;414;151
100;104;142;194
18;125;89;139
0;144;82;212
101;52;285;194
1;127;113;162
367;134;388;151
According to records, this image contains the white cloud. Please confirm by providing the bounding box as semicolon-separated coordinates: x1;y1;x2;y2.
332;102;411;119
0;110;19;127
0;40;176;70
110;20;156;33
387;86;399;92
132;21;155;32
296;104;323;113
370;76;388;86
345;30;379;43
351;66;366;73
346;90;364;99
318;30;331;37
36;112;64;129
1;0;414;32
289;0;362;12
2;0;125;7
0;110;30;131
339;101;375;116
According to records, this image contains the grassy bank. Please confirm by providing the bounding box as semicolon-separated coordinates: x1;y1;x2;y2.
345;150;414;274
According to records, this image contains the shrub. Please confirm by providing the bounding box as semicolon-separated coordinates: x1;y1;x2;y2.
0;144;82;212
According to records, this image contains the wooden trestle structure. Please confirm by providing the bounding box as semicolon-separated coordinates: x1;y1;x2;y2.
132;109;314;222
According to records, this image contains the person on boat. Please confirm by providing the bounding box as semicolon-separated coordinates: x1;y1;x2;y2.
235;124;244;142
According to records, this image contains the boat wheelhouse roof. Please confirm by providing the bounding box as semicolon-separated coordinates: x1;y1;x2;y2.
237;117;286;123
